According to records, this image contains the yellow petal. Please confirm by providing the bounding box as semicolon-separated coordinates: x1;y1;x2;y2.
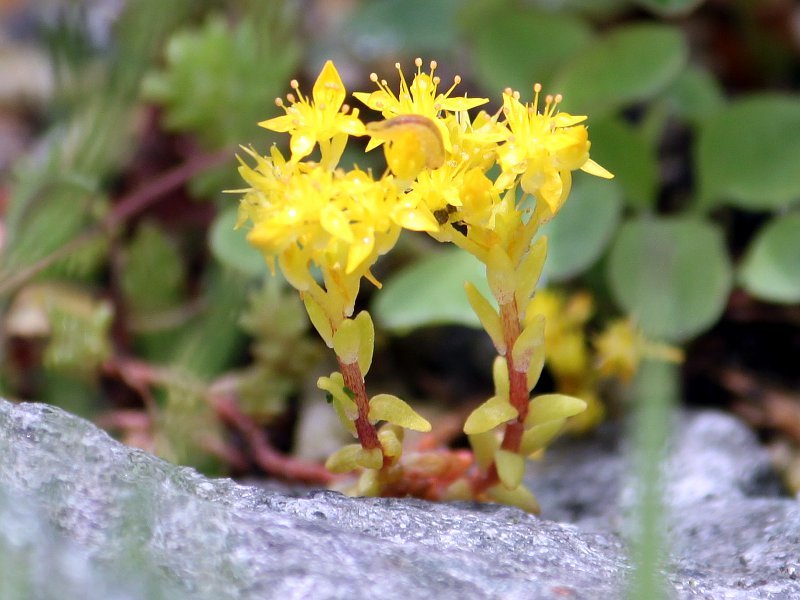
463;395;518;435
368;393;431;432
320;205;354;243
258;114;294;133
312;60;346;111
391;203;439;232
345;228;375;274
289;130;316;160
581;158;614;179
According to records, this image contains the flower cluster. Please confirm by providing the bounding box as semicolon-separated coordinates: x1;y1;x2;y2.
235;59;613;510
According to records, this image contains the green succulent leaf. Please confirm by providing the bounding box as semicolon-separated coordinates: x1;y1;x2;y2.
739;213;800;304
554;24;688;115
372;248;493;331
607;216;733;342
697;94;800;210
540;176;623;280
584;117;658;210
468;5;592;94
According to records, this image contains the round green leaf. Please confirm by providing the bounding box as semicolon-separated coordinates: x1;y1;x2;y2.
210;207;269;276
664;65;725;125
586;117;658;209
540;176;623;280
697;94;800;210
607;217;732;341
554;24;688;115
343;0;461;55
739;213;800;304
372;248;492;331
469;8;592;94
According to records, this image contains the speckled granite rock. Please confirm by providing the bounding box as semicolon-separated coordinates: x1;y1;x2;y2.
0;399;797;599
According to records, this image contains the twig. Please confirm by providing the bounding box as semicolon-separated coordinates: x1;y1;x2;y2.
213;392;333;485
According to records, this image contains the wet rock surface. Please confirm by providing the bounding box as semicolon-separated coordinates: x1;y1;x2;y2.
0;398;796;599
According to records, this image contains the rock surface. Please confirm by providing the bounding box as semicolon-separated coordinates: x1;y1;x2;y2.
0;398;797;599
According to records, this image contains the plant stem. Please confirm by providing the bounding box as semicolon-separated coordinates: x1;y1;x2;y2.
337;358;381;450
499;299;529;451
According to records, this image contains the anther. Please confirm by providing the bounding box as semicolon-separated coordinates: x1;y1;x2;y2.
533;83;542;93
370;73;379;82
395;62;402;70
433;76;441;85
503;87;513;96
430;60;437;70
290;79;299;89
554;94;563;103
453;75;462;85
274;97;284;107
286;93;296;103
415;57;423;67
341;103;350;114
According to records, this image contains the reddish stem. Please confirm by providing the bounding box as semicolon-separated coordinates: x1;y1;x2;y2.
473;298;529;494
337;358;381;450
214;394;333;485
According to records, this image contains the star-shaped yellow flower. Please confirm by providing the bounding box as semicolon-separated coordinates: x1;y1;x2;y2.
260;60;365;163
497;86;613;216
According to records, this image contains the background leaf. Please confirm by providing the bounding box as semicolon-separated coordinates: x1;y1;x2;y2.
540;176;623;281
467;5;592;94
587;116;658;209
554;24;688;115
738;213;800;304
697;94;800;210
606;216;732;341
372;248;493;331
210;207;269;277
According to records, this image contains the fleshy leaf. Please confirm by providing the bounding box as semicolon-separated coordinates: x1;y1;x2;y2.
463;396;518;435
369;394;431;432
520;419;565;455
469;431;500;470
486;245;516;305
515;237;548;311
495;449;525;490
492;356;510;403
511;314;545;376
332;317;360;364
325;444;363;473
354;311;375;374
487;483;540;514
525;394;587;428
302;294;334;347
465;281;506;354
378;424;404;460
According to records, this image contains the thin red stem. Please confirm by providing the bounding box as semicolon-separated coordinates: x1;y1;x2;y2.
337;359;381;450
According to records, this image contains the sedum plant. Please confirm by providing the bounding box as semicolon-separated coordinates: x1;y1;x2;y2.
233;59;613;511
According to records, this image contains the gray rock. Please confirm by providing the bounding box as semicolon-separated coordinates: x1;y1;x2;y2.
0;399;797;599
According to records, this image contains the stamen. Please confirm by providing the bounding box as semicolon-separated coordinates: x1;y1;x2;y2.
503;87;513;96
370;73;379;82
415;57;423;68
395;62;402;70
430;60;437;70
453;75;461;85
286;93;296;103
341;103;350;114
290;80;299;89
274;97;284;107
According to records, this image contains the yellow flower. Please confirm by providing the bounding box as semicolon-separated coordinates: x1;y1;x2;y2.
594;319;683;382
260;60;365;163
354;58;488;155
497;86;613;216
237;147;438;280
